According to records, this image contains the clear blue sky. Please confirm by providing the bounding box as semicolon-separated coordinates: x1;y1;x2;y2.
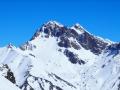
0;0;120;46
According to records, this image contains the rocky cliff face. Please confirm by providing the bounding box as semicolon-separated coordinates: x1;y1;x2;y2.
29;21;108;55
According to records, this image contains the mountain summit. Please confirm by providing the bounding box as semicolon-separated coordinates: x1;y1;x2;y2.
0;21;120;90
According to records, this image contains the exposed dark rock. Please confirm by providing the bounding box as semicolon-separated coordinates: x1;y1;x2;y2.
64;49;85;65
29;53;35;57
20;42;37;51
69;29;79;38
64;49;77;64
118;83;120;90
77;32;108;54
44;28;50;35
44;34;49;38
107;43;120;51
3;64;16;84
71;41;81;50
51;73;76;88
51;28;66;37
30;30;40;40
118;77;120;80
55;86;63;90
78;60;85;65
106;43;120;57
5;69;16;83
58;49;62;52
101;64;106;68
58;37;71;48
21;79;34;90
21;75;63;90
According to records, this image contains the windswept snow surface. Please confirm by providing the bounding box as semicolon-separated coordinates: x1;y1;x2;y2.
0;75;20;90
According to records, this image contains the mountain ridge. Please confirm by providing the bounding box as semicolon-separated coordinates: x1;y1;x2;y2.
23;21;111;55
0;21;120;90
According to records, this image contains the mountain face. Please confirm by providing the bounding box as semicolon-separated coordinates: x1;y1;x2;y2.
0;21;120;90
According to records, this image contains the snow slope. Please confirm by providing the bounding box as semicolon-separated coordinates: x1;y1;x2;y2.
0;74;20;90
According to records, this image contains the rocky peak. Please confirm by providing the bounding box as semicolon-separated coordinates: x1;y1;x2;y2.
7;43;15;49
30;21;64;40
78;32;109;54
105;42;120;57
74;23;85;31
108;42;120;50
24;21;110;54
43;21;64;28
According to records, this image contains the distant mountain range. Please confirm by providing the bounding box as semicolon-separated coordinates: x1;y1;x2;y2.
0;21;120;90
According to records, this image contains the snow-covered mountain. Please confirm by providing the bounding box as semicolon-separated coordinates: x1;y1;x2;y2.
0;21;120;90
